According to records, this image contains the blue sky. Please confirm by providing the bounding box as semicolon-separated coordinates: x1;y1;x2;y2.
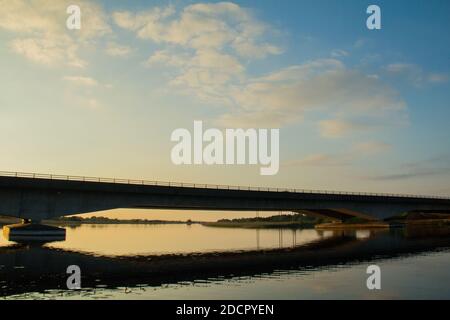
0;0;449;206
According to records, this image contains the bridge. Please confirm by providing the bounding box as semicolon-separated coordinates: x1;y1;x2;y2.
1;171;450;223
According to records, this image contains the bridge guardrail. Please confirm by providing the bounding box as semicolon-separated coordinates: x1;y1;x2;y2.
0;170;449;200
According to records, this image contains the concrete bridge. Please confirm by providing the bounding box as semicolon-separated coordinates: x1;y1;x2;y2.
0;171;450;223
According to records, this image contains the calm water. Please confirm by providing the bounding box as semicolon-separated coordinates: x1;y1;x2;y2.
1;223;450;299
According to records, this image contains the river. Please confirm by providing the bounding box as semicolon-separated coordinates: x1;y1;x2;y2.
1;223;449;299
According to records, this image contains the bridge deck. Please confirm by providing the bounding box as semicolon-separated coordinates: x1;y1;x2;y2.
0;170;448;201
1;171;450;220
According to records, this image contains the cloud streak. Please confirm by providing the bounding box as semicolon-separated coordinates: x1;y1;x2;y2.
63;76;98;87
364;168;450;181
385;63;448;86
283;141;391;168
363;154;450;181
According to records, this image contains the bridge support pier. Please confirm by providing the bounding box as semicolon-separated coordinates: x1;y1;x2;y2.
3;220;66;243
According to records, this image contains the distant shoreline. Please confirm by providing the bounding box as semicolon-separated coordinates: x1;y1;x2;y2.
0;216;200;226
202;221;316;229
201;213;323;229
45;220;196;226
1;212;449;229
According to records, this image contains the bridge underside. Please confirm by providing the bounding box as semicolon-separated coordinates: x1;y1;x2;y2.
294;209;377;222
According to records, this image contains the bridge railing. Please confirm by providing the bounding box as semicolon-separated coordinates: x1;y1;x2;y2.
0;170;449;200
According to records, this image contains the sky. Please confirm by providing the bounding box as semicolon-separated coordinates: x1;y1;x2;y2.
0;0;449;221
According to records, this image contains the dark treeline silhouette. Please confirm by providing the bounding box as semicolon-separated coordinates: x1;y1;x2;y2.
51;216;193;225
217;213;325;224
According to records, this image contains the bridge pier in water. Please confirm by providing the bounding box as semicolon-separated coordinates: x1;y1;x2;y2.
3;218;66;243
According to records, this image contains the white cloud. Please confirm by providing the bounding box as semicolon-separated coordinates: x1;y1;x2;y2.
218;59;406;128
283;154;348;167
283;141;391;168
352;141;391;154
118;2;283;107
319;119;366;138
105;42;132;57
15;0;112;40
385;63;448;86
63;76;98;87
113;2;282;56
331;49;349;58
113;6;175;35
86;98;102;110
115;3;406;133
385;63;416;73
10;35;86;68
170;49;244;88
428;73;449;83
145;50;189;67
10;37;66;66
0;0;111;67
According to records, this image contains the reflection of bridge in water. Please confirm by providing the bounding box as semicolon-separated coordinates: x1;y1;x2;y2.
254;229;299;250
1;171;450;224
1;226;450;297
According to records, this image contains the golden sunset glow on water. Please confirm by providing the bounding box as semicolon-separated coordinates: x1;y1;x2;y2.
42;224;325;256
